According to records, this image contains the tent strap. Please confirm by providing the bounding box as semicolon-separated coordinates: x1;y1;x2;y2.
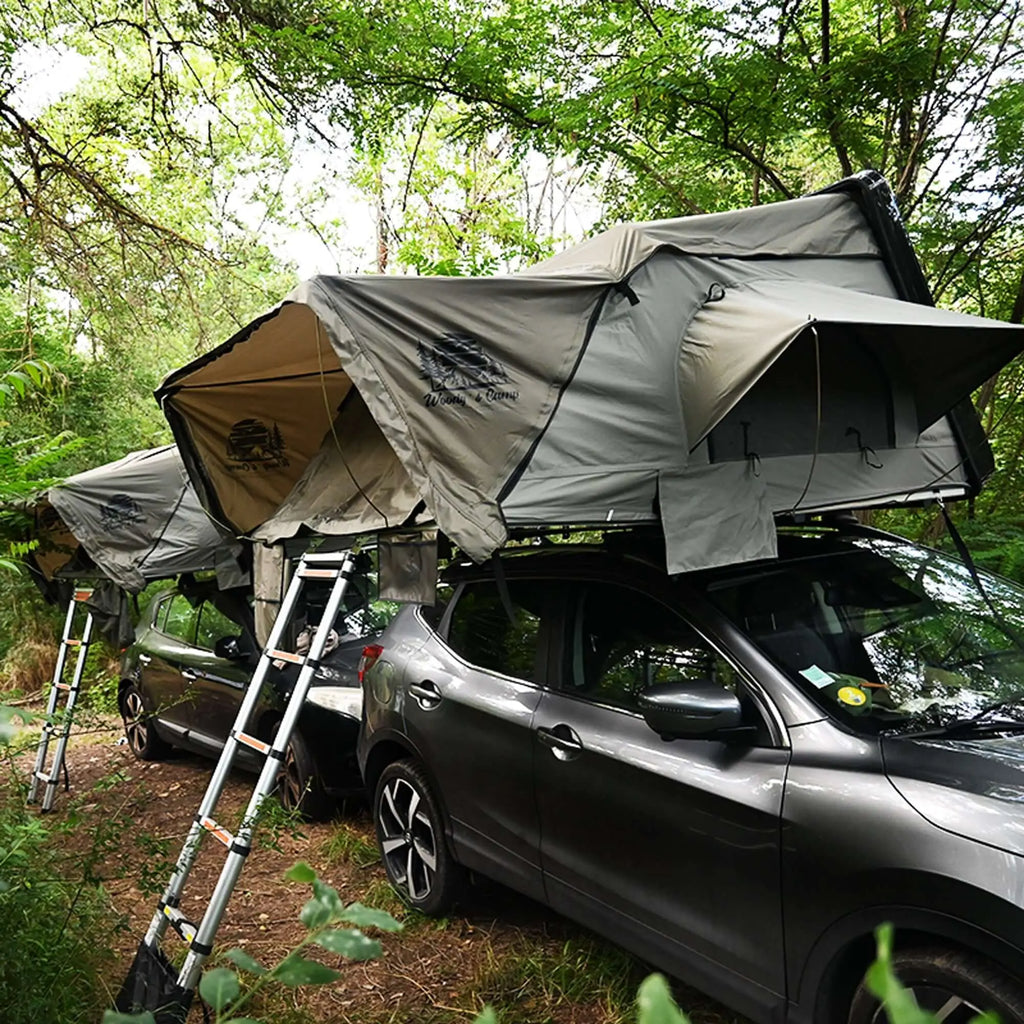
939;500;1024;650
490;552;517;626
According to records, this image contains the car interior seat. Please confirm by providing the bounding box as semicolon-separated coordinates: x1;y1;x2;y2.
738;573;838;676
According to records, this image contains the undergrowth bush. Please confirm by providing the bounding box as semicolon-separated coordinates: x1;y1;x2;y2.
0;594;59;695
0;751;118;1023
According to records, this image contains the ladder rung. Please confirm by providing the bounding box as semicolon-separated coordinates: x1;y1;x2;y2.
234;731;270;754
200;816;235;848
54;682;71;691
34;770;50;782
73;589;94;602
63;639;83;648
301;551;354;564
163;905;198;943
297;567;341;580
269;648;303;665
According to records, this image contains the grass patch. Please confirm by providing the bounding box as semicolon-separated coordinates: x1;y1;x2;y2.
467;932;646;1024
356;876;442;935
322;820;380;869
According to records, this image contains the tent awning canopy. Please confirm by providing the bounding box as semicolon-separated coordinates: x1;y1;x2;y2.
157;173;1024;577
35;445;245;593
680;278;1024;448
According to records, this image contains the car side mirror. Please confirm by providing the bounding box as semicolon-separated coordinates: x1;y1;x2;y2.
638;679;744;739
214;635;246;660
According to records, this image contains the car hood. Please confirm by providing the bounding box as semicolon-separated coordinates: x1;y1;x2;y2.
883;733;1024;856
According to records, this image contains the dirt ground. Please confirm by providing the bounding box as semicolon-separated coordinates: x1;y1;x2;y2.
12;716;747;1024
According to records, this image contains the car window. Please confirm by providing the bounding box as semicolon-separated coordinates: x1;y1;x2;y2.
562;582;743;712
445;580;549;681
195;601;240;651
704;535;1024;731
153;594;172;631
420;582;454;629
162;594;198;645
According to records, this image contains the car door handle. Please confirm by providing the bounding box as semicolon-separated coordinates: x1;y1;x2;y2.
408;680;442;710
138;654;152;665
181;669;199;682
536;724;584;761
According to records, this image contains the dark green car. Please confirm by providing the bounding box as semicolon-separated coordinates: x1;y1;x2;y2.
118;580;367;818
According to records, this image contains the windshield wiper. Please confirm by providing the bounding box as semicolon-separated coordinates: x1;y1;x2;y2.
892;699;1024;739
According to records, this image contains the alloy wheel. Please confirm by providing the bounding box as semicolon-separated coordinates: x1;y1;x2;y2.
377;776;438;901
278;744;305;812
123;690;149;757
868;985;982;1024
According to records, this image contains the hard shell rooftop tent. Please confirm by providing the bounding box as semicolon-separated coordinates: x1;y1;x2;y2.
31;445;246;595
156;172;1024;576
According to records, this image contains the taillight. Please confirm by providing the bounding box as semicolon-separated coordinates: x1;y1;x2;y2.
358;644;384;683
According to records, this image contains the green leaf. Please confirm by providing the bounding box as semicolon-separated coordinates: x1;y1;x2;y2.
102;1012;157;1024
312;877;344;913
272;953;341;987
300;895;332;929
222;1019;263;1024
222;947;268;976
339;902;404;932
472;1009;499;1024
863;925;934;1024
199;967;241;1011
637;974;691;1024
315;927;382;961
285;861;316;883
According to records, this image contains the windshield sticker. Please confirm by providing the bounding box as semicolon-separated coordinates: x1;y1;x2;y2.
838;685;868;707
799;665;834;689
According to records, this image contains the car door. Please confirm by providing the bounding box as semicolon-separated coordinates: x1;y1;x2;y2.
185;599;253;749
399;577;561;902
138;593;200;739
533;578;789;1016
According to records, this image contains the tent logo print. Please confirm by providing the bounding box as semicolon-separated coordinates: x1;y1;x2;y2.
418;332;519;408
226;419;290;471
99;494;145;531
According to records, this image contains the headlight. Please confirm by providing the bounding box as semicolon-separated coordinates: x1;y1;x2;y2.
305;686;363;719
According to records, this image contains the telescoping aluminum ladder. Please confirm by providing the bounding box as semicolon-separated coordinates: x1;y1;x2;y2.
116;550;357;1023
27;586;95;813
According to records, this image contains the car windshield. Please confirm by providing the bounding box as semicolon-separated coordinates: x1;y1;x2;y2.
704;533;1024;732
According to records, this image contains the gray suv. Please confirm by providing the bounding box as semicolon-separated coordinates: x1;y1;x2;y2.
358;524;1024;1024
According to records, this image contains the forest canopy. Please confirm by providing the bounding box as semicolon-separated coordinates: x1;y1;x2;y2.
2;0;1024;579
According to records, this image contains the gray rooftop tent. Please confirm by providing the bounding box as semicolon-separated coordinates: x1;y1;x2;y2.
156;172;1024;580
31;444;246;595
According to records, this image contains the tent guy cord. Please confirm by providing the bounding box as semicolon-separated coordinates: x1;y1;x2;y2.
314;318;390;527
938;498;1024;651
787;323;822;513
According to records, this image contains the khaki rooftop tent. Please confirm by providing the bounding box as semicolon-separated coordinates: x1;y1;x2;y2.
30;444;246;596
156;172;1024;579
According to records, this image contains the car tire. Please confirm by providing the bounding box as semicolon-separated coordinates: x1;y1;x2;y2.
277;729;333;821
373;758;465;915
120;683;173;761
848;946;1024;1023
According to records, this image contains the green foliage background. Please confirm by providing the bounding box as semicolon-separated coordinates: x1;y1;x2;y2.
0;6;1023;1013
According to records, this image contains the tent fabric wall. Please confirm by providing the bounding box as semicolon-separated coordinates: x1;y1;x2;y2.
158;175;1024;575
250;388;422;543
44;446;245;593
